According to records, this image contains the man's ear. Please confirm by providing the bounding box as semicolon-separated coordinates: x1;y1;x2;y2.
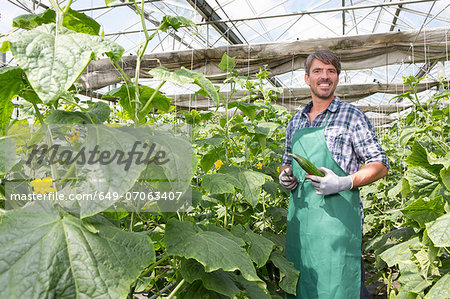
304;72;310;86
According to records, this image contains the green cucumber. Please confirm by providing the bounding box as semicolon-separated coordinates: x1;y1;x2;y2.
288;153;324;177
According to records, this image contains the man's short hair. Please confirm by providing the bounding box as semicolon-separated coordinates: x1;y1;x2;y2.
304;49;341;76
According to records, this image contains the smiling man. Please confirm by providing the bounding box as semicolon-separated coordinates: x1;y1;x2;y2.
279;49;388;299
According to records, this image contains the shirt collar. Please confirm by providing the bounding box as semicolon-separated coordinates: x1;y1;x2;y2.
301;96;341;117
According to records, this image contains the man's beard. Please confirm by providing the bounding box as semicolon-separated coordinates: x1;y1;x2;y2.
310;81;337;99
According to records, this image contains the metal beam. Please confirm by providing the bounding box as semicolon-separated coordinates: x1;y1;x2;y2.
77;0;161;12
185;0;283;88
400;6;450;23
390;4;403;31
195;0;439;26
185;0;243;45
415;61;438;78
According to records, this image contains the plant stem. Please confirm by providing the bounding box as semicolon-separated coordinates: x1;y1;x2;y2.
129;212;134;232
61;96;96;124
424;131;448;154
167;279;184;299
140;81;166;114
32;102;45;125
140;254;169;277
48;0;73;30
132;0;161;123
224;196;228;228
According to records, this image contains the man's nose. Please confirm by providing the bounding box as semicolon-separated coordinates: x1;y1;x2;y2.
318;70;329;78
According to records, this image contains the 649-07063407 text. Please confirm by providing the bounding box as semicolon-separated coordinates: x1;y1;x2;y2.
9;191;184;202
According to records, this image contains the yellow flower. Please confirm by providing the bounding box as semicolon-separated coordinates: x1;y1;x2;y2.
215;160;224;169
273;158;277;161
30;177;57;194
277;166;280;173
69;131;80;143
257;162;263;169
228;148;233;154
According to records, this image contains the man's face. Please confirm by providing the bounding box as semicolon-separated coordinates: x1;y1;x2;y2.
305;59;339;100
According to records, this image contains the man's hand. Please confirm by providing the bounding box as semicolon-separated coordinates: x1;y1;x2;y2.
279;167;298;190
306;167;353;195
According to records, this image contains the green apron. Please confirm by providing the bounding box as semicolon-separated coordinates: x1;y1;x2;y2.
285;114;361;299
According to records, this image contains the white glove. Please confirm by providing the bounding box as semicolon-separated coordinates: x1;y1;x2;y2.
279;167;298;190
306;167;353;195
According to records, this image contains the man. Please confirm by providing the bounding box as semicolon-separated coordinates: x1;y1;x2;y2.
279;49;388;299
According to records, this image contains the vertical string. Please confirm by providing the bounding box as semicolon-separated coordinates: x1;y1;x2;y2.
190;48;194;112
446;31;449;118
423;28;428;91
445;31;449;88
248;44;251;105
290;55;295;111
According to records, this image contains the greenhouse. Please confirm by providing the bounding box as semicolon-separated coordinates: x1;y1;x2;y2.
0;0;449;298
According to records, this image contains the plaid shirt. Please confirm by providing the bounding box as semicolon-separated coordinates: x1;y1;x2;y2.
282;96;388;173
282;97;389;225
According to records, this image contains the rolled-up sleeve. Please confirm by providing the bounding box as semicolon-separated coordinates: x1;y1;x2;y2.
352;113;389;169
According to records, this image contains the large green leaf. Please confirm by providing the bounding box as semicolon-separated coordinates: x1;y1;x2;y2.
165;219;260;282
160;15;196;32
180;259;241;297
63;8;101;35
179;260;271;299
195;134;226;147
262;231;286;252
1;24;124;104
204;224;245;246
0;67;24;133
150;66;196;85
399;126;416;146
378;237;419;267
365;227;415;252
181;280;229;299
6;125;192;217
425;213;450;247
18;87;43;105
218;53;236;73
221;166;271;207
254;122;280;138
228;102;258;121
199;148;223;173
401;197;445;228
424;273;450;299
233;274;271;299
441;166;450;191
231;225;275;268
406;166;441;198
269;251;300;295
406;141;443;175
397;261;430;297
12;9;56;30
0;137;16;176
0;202;155;298
201;173;240;194
149;67;219;106
45;102;111;124
103;84;171;122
